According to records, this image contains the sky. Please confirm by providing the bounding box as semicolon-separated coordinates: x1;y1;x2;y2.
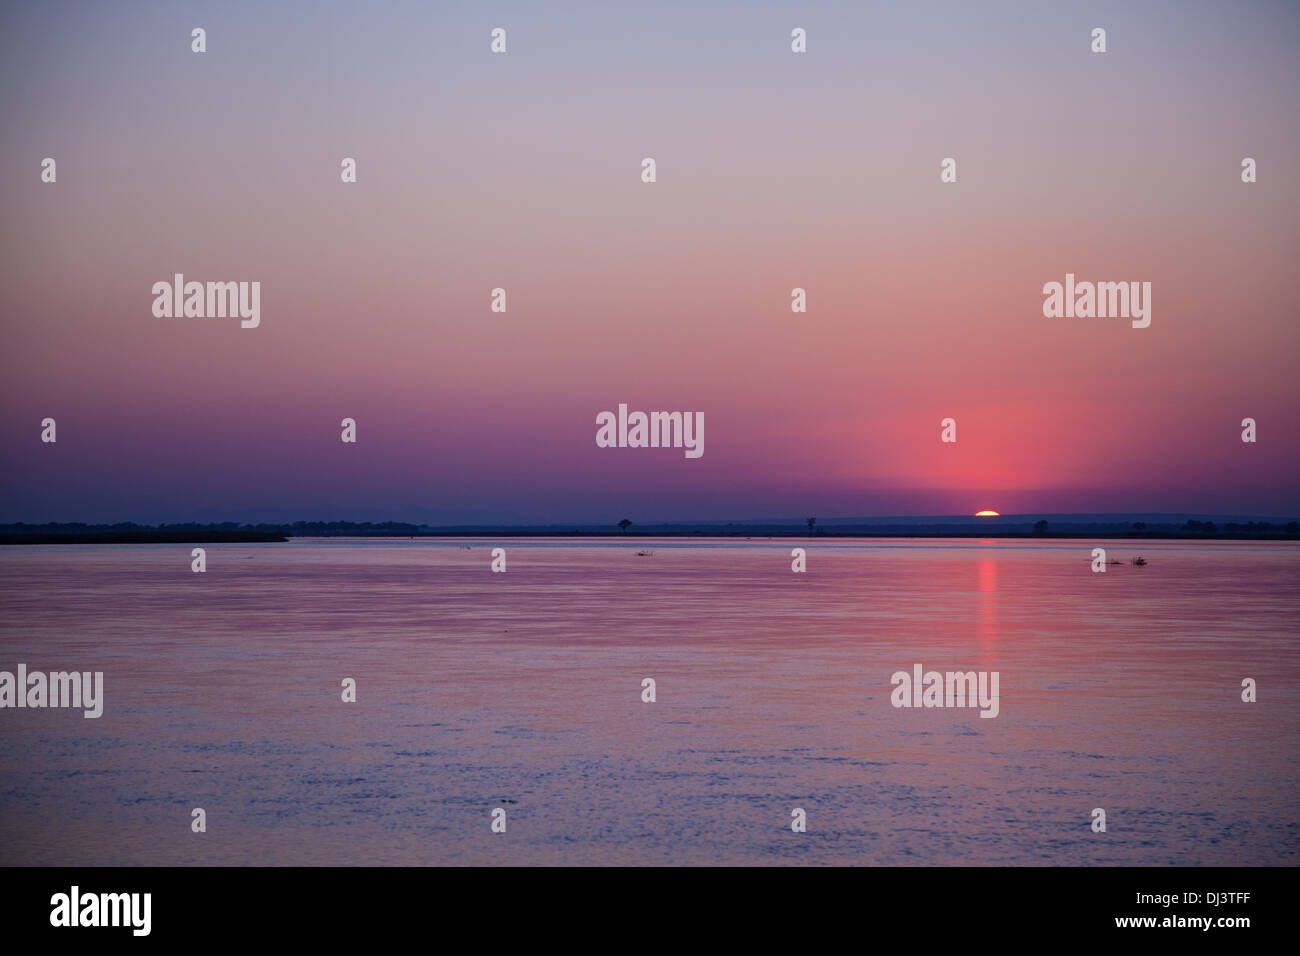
1;0;1297;524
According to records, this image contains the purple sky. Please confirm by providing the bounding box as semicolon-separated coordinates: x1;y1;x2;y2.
2;1;1297;523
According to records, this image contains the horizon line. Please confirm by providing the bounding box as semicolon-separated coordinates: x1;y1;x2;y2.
4;512;1299;528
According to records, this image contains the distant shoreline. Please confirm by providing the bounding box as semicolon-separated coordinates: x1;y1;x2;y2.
2;530;1297;544
0;532;288;545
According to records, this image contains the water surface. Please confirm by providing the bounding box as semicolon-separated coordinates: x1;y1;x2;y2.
1;538;1296;865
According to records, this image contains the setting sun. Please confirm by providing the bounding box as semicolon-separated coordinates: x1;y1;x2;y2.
974;510;1000;517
